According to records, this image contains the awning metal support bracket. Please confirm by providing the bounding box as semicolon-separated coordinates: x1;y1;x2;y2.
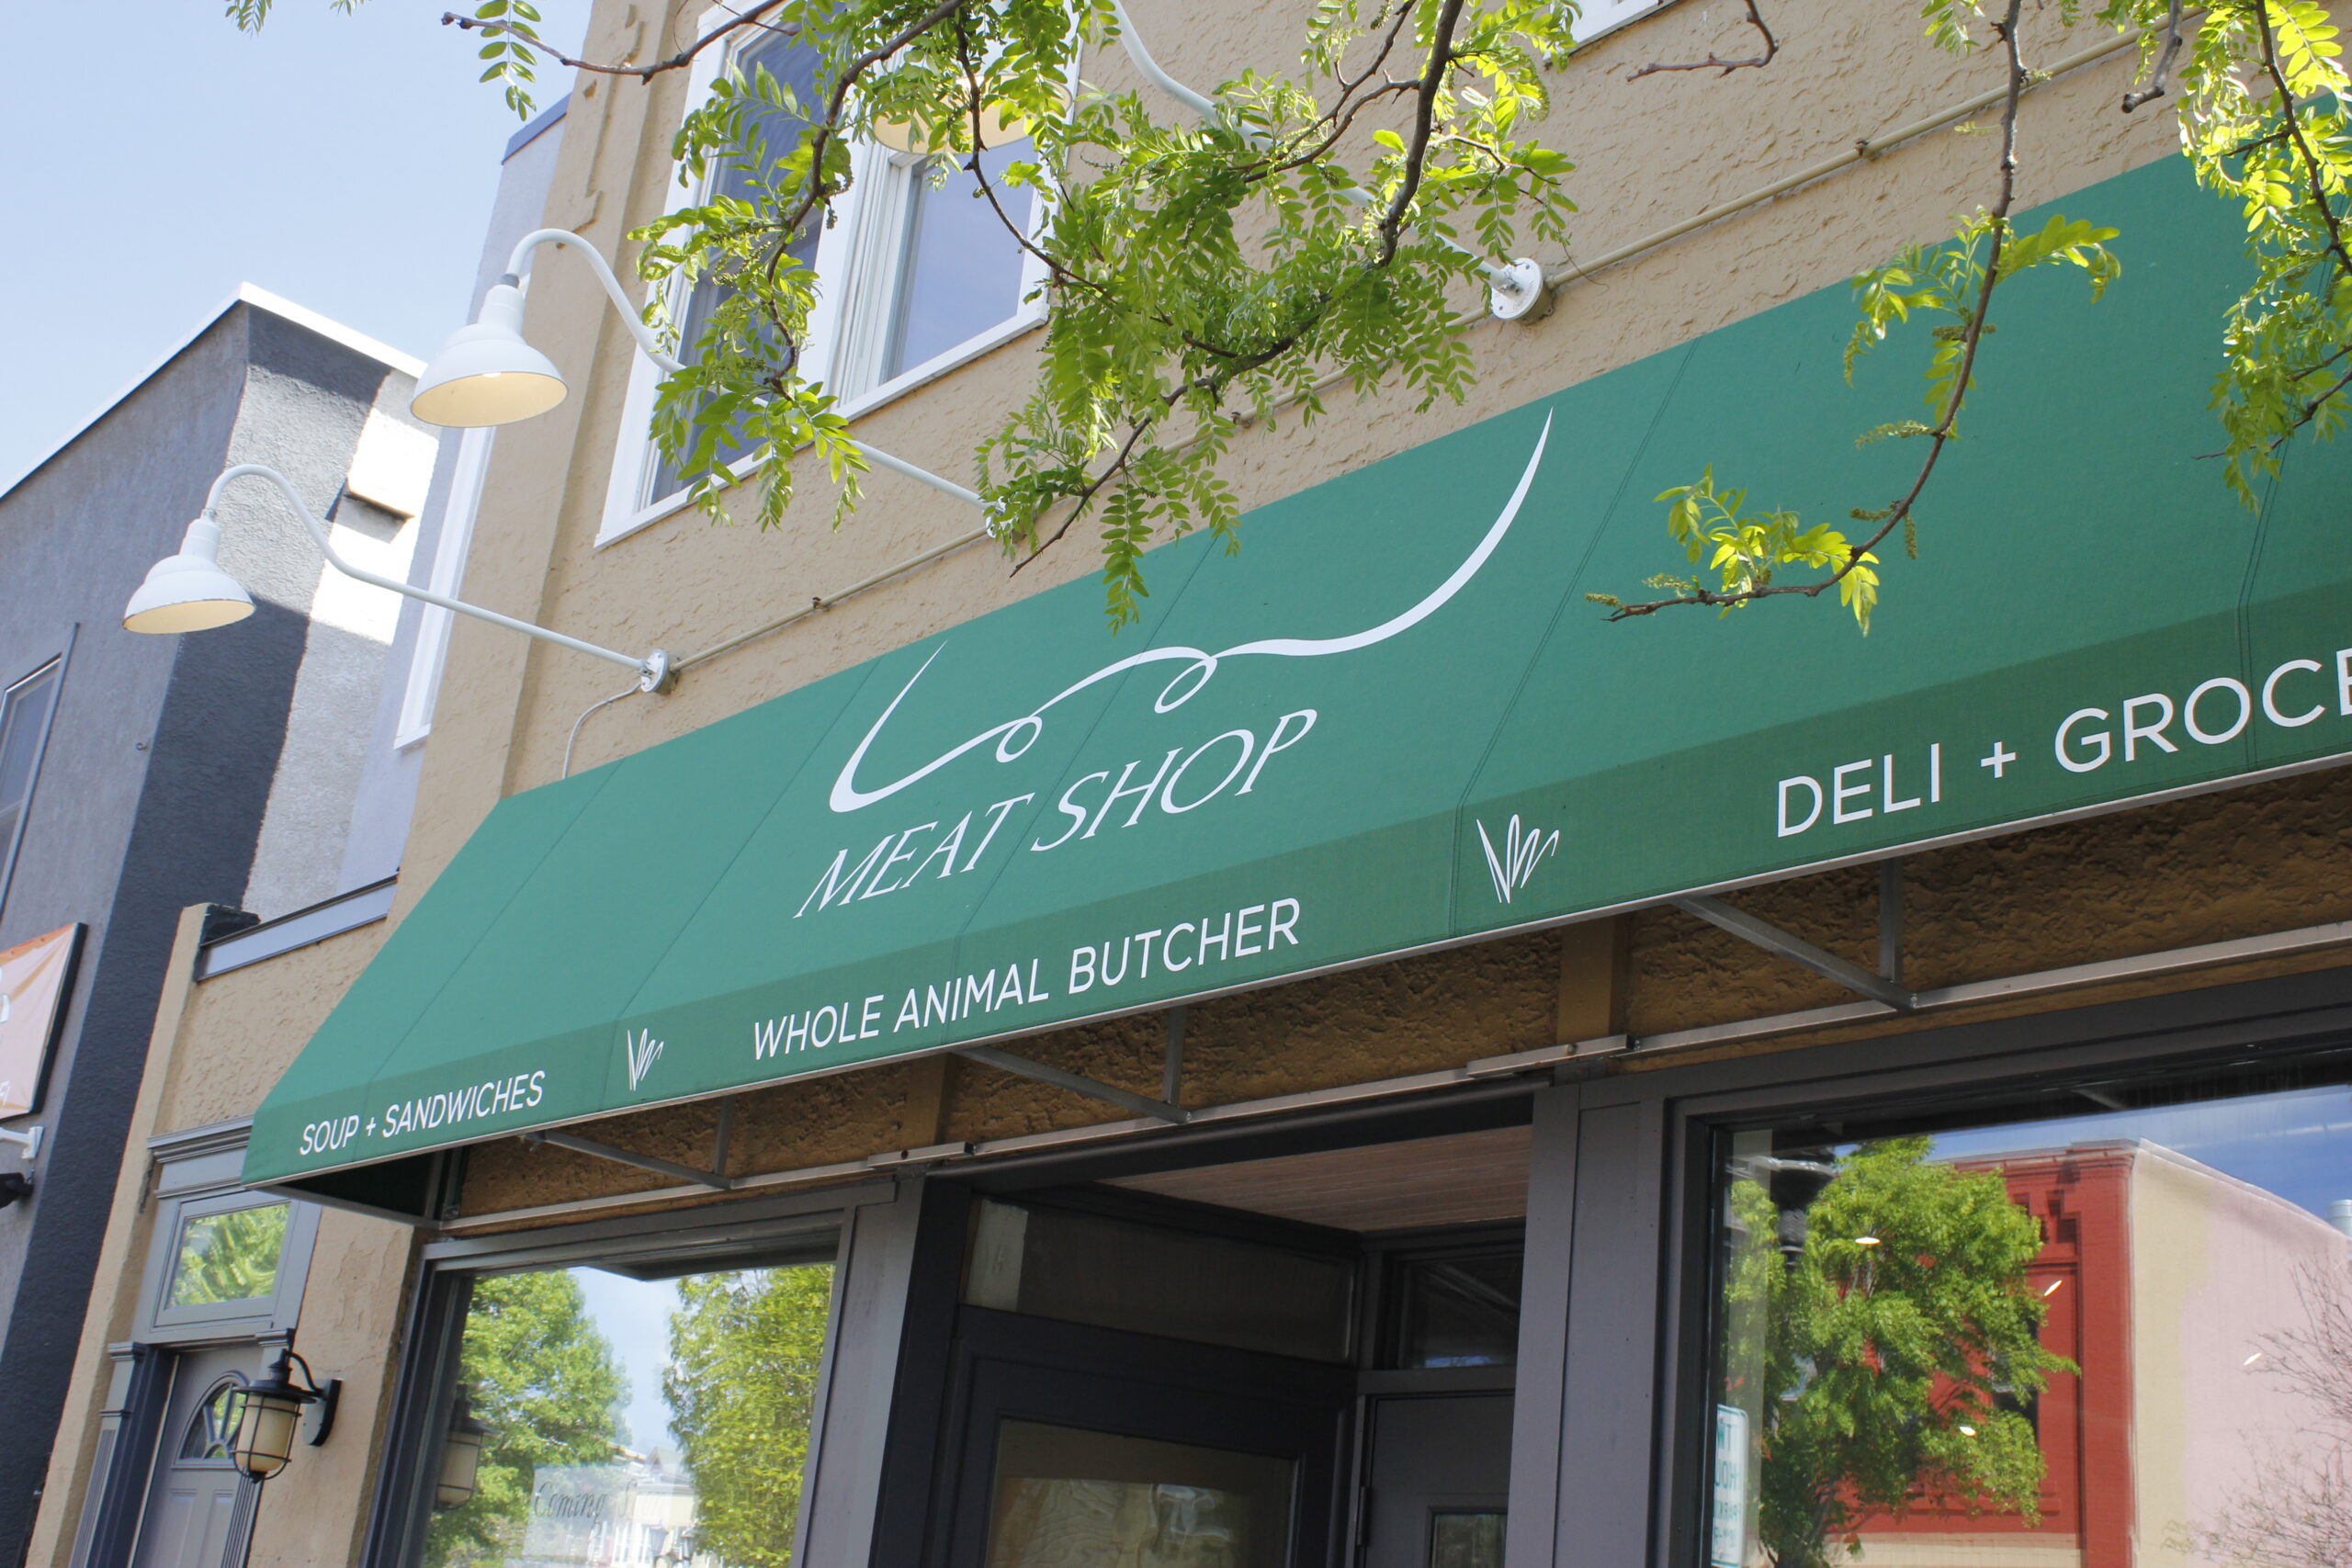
525;1129;735;1190
1880;858;1905;987
956;1044;1193;1124
1674;891;1918;1011
1162;1007;1187;1108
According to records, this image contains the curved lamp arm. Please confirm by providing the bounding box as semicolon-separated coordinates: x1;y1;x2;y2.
505;233;986;508
506;230;684;375
1105;0;1221;120
207;465;674;693
1101;1;1545;317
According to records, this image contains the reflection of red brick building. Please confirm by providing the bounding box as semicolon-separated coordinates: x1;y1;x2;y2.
1852;1141;2350;1568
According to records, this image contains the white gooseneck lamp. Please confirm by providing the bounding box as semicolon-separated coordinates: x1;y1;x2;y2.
413;230;988;509
124;464;674;693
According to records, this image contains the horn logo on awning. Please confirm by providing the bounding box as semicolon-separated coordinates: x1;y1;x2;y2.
827;414;1555;816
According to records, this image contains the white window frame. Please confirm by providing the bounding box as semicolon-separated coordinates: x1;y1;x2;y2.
1576;0;1677;41
597;8;1055;547
392;426;492;749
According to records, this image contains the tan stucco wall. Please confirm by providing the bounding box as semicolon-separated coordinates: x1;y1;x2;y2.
160;920;390;1130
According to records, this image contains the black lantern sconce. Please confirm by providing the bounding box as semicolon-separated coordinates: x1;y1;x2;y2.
229;1345;340;1483
434;1384;491;1510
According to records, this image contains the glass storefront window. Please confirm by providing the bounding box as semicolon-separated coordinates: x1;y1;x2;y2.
424;1259;835;1568
165;1201;289;1306
1700;1056;2352;1568
985;1419;1295;1568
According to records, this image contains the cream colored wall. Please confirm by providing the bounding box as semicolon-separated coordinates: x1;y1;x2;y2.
2128;1143;2352;1568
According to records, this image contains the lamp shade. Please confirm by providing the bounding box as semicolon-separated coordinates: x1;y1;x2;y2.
872;97;1033;155
230;1355;315;1483
412;284;568;428
124;516;254;635
434;1385;491;1510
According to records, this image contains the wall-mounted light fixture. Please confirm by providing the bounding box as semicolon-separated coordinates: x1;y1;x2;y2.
433;1384;492;1510
413;230;987;512
124;465;674;694
230;1345;341;1483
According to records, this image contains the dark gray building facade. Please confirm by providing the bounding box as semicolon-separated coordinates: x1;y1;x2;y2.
0;292;430;1566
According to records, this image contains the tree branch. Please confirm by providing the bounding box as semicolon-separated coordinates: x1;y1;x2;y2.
2254;0;2352;286
1377;0;1468;262
441;3;793;84
1606;0;2030;621
2120;0;2186;111
1627;0;1779;81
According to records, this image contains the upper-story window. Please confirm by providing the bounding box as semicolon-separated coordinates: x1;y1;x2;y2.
601;15;1049;545
0;661;61;913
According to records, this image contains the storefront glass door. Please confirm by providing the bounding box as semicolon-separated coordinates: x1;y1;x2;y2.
1360;1396;1510;1568
986;1420;1297;1568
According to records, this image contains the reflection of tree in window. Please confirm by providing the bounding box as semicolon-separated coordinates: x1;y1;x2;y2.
651;33;828;504
1717;1137;2071;1568
167;1203;288;1306
425;1271;626;1568
662;1264;834;1568
2181;1257;2352;1568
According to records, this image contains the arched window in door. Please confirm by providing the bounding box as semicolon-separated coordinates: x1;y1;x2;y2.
177;1377;248;1465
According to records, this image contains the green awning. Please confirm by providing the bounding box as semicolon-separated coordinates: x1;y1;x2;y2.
246;156;2352;1190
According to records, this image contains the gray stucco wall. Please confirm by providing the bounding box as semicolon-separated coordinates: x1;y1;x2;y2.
340;97;570;891
0;300;404;1564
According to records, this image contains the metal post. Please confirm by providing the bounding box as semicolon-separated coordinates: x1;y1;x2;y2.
1879;858;1904;986
1162;1007;1187;1107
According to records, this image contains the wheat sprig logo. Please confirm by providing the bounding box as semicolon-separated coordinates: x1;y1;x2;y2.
623;1028;665;1090
1476;814;1559;905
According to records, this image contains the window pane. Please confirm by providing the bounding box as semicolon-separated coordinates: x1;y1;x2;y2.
424;1259;834;1568
0;665;56;818
884;141;1035;381
181;1381;250;1462
650;33;828;505
0;665;58;898
167;1202;289;1307
986;1419;1295;1568
1429;1511;1504;1568
1391;1251;1521;1369
964;1200;1353;1363
1701;1056;2352;1568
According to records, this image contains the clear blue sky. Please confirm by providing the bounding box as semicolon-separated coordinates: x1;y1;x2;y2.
0;0;593;490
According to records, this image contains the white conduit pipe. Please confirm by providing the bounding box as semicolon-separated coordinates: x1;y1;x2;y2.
1545;24;2145;289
